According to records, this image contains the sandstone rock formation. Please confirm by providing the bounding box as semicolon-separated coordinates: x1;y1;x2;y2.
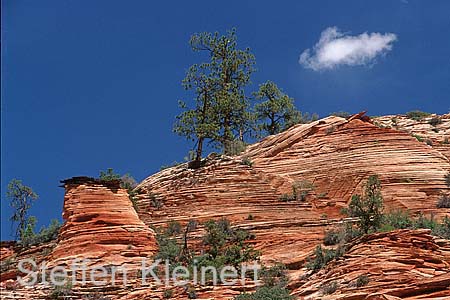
1;113;449;299
293;229;450;300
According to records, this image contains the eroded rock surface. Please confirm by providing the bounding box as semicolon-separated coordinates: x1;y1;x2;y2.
1;113;450;299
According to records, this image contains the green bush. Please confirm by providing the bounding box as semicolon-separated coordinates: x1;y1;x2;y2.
99;168;121;181
428;117;442;126
323;230;340;246
355;275;370;287
235;286;292;300
224;140;247;156
49;282;73;299
331;111;350;118
320;281;338;295
346;175;384;234
412;134;424;142
437;194;450;208
306;245;341;272
279;193;295;202
435;216;450;239
406;110;431;121
163;289;174;299
260;264;289;288
20;219;61;248
413;213;439;231
445;172;450;187
241;157;253;167
381;210;413;231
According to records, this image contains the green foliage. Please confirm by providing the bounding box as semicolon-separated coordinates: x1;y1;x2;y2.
320;281;338;295
235;286;293;300
445;172;450;187
260;264;289;288
323;230;340;246
149;192;163;210
20;219;61;248
174;29;256;161
202;219;259;268
99;168;121;181
155;218;259;274
253;81;302;136
346;175;384;234
355;275;370;287
412;134;424;142
428;117;442;126
241;157;253;167
279;193;295;202
437;194;450;208
120;174;139;211
6;179;38;239
279;180;314;202
331;111;350;118
434;216;450;239
413;213;438;231
225;140;247;156
155;223;182;263
381;210;413;231
163;289;174;299
406;110;431;121
306;245;342;272
292;180;314;201
49;282;73;299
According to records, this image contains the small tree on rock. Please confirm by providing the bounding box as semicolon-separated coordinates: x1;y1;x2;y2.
346;175;384;234
6;179;38;239
254;81;302;136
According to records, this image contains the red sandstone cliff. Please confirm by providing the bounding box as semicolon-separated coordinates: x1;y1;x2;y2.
1;113;449;299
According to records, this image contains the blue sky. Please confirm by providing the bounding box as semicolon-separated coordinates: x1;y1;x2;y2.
1;0;449;240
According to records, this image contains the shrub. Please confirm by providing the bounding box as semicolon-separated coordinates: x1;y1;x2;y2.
413;134;424;142
331;111;350;118
445;172;450;187
323;230;340;246
435;216;450;239
163;289;174;299
413;213;438;231
425;139;433;146
279;193;295;202
428;117;442;126
224;140;247;156
149;192;163;209
443;138;449;145
406;110;431;121
355;275;370;287
202;219;259;269
235;286;292;300
260;264;289;288
382;210;413;231
292;180;314;201
320;281;338;295
241;157;253;167
346;175;384;234
306;245;340;272
437;194;450;208
99;168;121;181
20;219;61;248
49;282;73;299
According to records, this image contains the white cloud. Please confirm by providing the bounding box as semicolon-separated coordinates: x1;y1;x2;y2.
299;27;397;71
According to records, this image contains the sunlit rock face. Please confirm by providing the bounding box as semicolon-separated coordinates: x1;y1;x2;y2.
51;177;157;265
1;113;449;299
